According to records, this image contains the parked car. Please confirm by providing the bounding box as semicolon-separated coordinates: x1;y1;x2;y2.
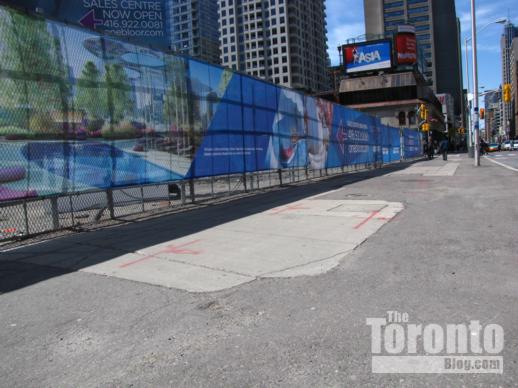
487;143;500;152
513;140;518;151
502;140;512;151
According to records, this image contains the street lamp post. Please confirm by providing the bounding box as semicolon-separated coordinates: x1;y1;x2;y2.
471;0;481;166
464;16;507;161
465;37;473;157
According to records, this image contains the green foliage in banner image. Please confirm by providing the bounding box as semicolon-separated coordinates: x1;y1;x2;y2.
104;63;132;125
163;57;191;130
75;61;108;121
0;9;68;128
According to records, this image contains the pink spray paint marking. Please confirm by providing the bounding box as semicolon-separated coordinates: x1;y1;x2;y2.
270;204;310;215
119;239;203;269
353;211;381;230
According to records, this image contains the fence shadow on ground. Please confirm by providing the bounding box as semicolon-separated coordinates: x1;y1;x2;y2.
0;160;424;294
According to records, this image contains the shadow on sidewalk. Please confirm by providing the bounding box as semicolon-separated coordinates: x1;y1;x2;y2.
0;160;423;294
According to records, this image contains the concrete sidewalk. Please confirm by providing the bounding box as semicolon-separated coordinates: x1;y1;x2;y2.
3;195;404;293
1;154;517;387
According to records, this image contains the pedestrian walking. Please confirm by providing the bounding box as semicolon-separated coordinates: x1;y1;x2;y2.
480;139;487;156
440;139;449;161
427;136;434;160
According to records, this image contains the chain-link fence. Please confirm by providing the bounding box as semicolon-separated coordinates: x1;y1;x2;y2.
0;163;394;242
0;5;423;243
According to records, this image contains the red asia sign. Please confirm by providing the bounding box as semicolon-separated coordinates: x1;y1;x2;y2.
396;33;417;65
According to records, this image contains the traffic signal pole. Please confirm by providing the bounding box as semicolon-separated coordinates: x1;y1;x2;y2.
471;0;481;166
465;38;474;158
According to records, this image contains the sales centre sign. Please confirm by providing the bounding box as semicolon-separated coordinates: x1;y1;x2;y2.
3;0;169;49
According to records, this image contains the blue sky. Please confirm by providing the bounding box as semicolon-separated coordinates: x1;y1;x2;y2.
326;0;518;94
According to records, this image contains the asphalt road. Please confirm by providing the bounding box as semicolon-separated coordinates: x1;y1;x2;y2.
485;151;518;170
1;154;517;387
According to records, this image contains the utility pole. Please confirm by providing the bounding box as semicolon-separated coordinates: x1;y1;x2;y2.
465;38;473;157
471;0;481;166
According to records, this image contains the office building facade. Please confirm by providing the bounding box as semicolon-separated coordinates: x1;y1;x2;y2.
510;37;518;138
484;89;502;141
169;0;221;64
363;0;463;118
218;0;329;93
501;22;518;137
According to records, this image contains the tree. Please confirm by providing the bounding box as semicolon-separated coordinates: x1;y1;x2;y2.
75;61;107;119
164;82;190;129
163;57;192;128
104;63;132;124
0;8;67;127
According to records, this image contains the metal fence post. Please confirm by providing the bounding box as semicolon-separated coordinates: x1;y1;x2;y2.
23;199;29;237
69;196;76;226
189;179;195;203
140;185;145;212
106;189;115;219
243;172;248;192
277;169;283;186
50;197;60;230
181;182;186;206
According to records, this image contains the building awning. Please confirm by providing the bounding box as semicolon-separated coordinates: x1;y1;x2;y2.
339;72;417;94
346;99;420;109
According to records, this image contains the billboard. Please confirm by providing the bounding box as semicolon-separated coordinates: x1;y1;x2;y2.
0;5;421;202
343;40;392;74
0;0;169;49
395;33;417;65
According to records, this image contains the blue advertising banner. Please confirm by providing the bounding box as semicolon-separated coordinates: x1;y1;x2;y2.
380;124;401;163
403;128;422;159
343;40;393;74
390;127;402;162
1;0;169;49
332;107;379;166
0;5;421;202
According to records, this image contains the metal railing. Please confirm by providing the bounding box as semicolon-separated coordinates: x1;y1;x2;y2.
0;161;412;243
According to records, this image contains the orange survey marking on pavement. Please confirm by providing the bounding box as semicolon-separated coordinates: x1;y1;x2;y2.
119;239;203;268
270;204;310;215
354;210;381;230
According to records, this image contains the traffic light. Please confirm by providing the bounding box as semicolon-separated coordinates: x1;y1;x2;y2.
418;104;427;120
422;123;430;132
480;108;485;119
503;83;511;103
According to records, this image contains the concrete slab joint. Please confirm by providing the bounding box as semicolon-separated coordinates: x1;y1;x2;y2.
5;193;404;293
74;196;404;292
